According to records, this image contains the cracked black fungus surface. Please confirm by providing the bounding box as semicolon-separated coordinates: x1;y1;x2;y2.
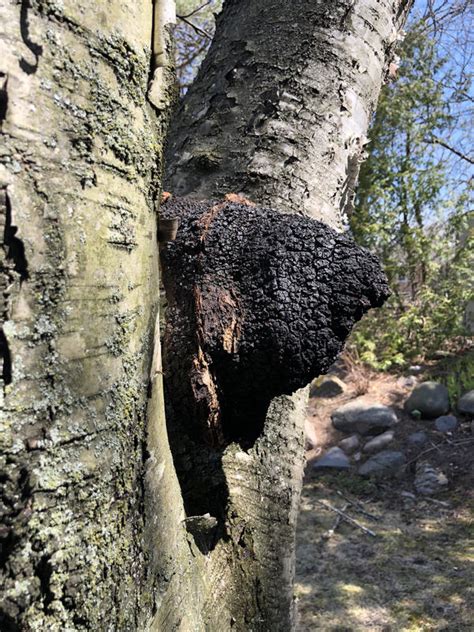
161;198;390;444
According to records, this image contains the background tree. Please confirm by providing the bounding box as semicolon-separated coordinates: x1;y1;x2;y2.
349;12;473;370
1;0;411;629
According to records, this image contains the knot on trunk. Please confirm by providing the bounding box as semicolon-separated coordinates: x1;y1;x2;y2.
160;197;390;447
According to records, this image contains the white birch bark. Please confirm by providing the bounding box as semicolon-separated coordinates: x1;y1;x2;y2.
0;1;176;628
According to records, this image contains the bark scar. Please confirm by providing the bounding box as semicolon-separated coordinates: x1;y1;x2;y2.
1;188;29;390
161;197;390;447
0;73;8;125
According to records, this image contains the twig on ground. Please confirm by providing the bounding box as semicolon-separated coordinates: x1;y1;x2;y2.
315;499;377;537
322;503;349;540
332;503;349;532
405;437;474;467
335;490;381;521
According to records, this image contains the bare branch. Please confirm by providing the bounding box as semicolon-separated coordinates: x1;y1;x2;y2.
178;1;212;19
314;500;377;537
177;15;213;40
425;135;474;164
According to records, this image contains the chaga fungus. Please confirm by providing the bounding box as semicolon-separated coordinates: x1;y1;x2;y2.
160;196;390;447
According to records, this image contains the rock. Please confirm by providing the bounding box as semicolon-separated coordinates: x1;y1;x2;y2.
407;431;428;446
312;447;350;470
408;365;423;375
305;437;315;451
404;382;449;419
310;375;346;398
398;376;417;388
363;430;395;454
458;390;474;416
358;450;406;477
431;350;452;359
400;491;417;506
332;399;397;435
434;414;458;433
338;434;360;454
414;462;448;495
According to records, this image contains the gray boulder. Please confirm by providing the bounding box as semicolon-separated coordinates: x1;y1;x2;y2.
458;390;474;416
312;447;350;470
415;462;448;495
332;399;397;435
358;450;406;477
405;382;449;419
310;375;346;398
407;431;428;446
338;434;360;454
363;430;395;454
434;414;458;433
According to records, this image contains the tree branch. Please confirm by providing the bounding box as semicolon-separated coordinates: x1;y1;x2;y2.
178;1;212;20
425;135;474;164
177;15;213;40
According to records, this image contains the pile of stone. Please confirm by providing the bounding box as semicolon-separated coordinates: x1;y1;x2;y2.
310;378;474;492
312;397;404;476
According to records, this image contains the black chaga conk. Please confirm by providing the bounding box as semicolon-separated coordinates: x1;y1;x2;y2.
160;196;390;447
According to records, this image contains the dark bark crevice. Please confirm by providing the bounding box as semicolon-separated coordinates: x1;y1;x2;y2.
0;73;8;125
19;0;43;75
3;190;29;283
1;186;29;393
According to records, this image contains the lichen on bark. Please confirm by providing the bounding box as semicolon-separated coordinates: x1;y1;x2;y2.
0;1;174;629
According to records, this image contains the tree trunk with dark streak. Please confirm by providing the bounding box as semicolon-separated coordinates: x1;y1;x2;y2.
161;0;411;629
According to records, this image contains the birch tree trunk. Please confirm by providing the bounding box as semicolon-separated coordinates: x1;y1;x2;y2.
166;0;411;229
0;0;175;629
161;1;412;630
1;0;411;630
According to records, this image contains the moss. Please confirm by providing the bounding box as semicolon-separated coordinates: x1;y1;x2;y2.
91;34;150;105
105;310;139;357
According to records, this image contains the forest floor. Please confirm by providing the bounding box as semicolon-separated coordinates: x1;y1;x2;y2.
295;364;473;631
